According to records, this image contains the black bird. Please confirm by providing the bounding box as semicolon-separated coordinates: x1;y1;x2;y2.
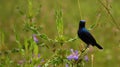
78;20;103;49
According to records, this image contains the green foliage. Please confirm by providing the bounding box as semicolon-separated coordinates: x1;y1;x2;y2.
0;0;120;67
55;9;63;36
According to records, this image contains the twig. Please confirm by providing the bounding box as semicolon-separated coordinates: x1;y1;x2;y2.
98;0;120;31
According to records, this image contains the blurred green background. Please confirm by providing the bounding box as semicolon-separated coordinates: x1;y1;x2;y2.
0;0;120;67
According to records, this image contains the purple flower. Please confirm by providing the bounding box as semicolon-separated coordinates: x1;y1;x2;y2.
67;49;79;60
37;65;41;67
84;55;89;62
38;54;40;58
33;34;39;43
32;53;41;58
18;59;25;65
34;65;41;67
41;59;44;63
65;64;69;67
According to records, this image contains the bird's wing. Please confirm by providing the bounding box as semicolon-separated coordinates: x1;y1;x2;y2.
83;30;97;44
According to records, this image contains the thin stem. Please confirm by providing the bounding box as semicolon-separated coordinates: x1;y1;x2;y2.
91;54;94;67
76;48;89;63
78;0;83;20
98;0;120;31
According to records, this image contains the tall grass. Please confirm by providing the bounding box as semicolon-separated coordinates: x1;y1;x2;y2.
0;0;120;67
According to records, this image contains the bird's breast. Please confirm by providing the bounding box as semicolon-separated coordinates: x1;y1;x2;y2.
78;29;83;37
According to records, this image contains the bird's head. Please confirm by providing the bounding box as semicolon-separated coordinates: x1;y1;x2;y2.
79;20;86;28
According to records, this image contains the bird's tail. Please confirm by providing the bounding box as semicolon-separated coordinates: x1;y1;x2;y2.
95;43;103;49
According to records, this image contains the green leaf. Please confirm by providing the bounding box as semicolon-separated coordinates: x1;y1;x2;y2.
28;0;33;20
67;37;78;42
13;24;21;48
24;39;29;53
55;9;63;36
40;34;48;40
88;24;96;30
33;41;38;57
